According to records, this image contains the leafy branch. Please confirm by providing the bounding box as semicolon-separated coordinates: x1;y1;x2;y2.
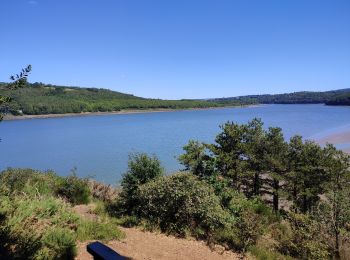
9;64;32;89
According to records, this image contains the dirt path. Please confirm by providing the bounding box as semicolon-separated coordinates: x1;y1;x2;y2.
76;227;240;260
74;204;241;260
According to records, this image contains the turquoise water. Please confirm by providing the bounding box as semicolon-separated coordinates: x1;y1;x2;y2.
1;104;349;184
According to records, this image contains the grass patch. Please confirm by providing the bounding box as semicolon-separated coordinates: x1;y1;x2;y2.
0;168;124;259
77;218;125;241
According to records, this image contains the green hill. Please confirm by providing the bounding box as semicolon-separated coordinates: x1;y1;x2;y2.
208;88;350;105
0;82;231;115
325;92;350;106
2;82;348;117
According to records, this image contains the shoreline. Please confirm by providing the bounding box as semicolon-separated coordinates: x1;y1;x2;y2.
2;105;261;121
313;128;350;154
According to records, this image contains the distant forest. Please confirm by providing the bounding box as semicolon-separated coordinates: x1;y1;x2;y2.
325;92;350;106
209;88;350;106
0;82;349;116
0;82;238;115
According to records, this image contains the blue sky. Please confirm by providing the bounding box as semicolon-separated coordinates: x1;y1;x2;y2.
0;0;349;99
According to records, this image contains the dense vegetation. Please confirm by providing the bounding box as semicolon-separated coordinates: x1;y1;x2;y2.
0;168;124;259
1;79;349;117
1;65;349;118
209;88;350;105
111;120;350;259
0;82;233;116
325;93;350;106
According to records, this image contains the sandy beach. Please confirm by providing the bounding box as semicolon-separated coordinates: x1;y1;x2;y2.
314;127;350;154
317;131;350;145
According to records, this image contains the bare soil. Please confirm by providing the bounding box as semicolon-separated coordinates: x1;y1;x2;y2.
76;227;241;260
74;204;241;260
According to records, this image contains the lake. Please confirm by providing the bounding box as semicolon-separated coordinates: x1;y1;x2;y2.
1;104;349;184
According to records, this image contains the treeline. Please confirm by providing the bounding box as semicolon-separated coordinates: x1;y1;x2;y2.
0;82;241;116
209;88;350;105
325;93;350;106
2;81;348;116
111;119;350;259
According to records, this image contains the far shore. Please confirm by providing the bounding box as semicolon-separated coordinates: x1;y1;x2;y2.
3;105;262;121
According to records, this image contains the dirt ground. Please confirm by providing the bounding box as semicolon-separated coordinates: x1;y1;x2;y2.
76;227;241;260
73;204;241;260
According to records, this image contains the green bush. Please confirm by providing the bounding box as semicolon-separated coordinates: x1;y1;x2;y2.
273;213;330;260
117;153;164;214
210;189;274;252
56;174;91;205
38;228;77;260
136;173;232;237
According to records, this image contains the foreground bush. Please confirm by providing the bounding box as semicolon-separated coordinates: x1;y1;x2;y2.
272;213;330;260
136;173;232;237
56;174;91;205
114;169;272;251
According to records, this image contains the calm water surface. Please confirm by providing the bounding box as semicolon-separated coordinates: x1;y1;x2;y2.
1;104;349;184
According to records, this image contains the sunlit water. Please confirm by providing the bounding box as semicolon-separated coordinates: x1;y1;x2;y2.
1;104;349;184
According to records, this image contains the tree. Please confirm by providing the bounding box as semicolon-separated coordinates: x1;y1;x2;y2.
286;138;329;213
0;96;11;121
178;140;214;178
209;120;249;190
263;127;288;211
243;118;266;197
317;145;350;258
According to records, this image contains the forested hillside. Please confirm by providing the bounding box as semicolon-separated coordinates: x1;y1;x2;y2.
209;88;350;105
0;82;234;115
2;82;349;117
325;93;350;106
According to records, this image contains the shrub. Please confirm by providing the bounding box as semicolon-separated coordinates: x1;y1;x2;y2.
0;168;62;197
88;179;119;202
214;190;273;252
56;174;91;205
231;208;266;253
248;245;293;260
117;153;164;214
273;213;330;260
0;195;78;259
136;173;232;237
38;228;77;259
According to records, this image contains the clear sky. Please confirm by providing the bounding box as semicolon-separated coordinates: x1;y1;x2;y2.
1;0;349;99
